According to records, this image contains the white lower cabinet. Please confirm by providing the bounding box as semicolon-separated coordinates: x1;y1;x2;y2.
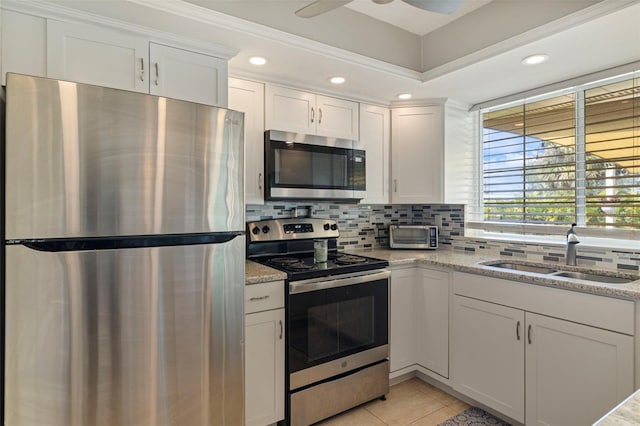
452;292;634;425
452;296;525;422
390;267;416;372
525;312;633;426
414;268;449;378
245;281;285;426
390;266;449;379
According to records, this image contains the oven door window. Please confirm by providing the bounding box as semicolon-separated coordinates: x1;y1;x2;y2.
288;279;388;373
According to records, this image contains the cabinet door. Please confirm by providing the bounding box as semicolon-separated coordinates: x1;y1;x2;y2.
245;308;285;426
1;10;46;85
452;296;525;423
391;106;444;204
229;78;265;205
415;268;449;378
265;85;315;134
525;313;633;426
149;43;227;106
357;104;390;204
47;20;148;92
316;95;359;139
389;268;415;373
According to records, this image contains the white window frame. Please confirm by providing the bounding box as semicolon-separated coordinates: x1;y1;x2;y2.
466;71;640;250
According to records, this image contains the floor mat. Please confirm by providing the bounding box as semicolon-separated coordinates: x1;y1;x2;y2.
438;407;512;426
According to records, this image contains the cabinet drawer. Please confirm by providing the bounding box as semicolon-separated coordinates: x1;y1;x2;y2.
245;280;285;313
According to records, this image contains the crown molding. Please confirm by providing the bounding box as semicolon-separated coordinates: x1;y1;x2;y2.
419;0;639;83
125;0;422;82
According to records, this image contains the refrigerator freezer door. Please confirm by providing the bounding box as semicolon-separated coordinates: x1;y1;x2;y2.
4;235;245;426
5;73;244;240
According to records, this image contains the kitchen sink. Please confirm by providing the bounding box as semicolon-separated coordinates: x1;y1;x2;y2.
482;260;637;284
551;271;635;284
483;261;558;275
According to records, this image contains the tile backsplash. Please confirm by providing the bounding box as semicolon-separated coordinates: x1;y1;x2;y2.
246;202;464;250
246;202;640;272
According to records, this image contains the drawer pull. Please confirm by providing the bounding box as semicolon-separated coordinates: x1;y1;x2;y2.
249;295;270;301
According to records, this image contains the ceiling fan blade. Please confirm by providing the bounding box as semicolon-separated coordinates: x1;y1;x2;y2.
295;0;354;18
401;0;464;14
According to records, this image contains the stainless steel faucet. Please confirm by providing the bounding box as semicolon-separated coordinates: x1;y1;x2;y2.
566;223;579;266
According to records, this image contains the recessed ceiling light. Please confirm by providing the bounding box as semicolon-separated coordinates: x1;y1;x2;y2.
397;93;412;100
249;56;267;66
521;54;549;66
330;76;346;84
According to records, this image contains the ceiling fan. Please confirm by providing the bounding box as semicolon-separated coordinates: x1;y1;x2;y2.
295;0;465;18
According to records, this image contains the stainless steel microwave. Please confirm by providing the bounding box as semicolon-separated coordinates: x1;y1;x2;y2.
264;130;365;201
389;225;438;249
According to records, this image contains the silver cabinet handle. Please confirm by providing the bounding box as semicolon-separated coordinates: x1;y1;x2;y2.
394;179;398;193
258;172;262;191
318;108;322;124
154;62;159;86
278;320;283;340
139;58;145;81
516;321;521;341
310;107;315;123
528;324;532;344
249;295;269;301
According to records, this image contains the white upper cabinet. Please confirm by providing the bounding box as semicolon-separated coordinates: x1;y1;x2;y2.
315;94;359;140
265;85;359;140
357;104;390;204
47;20;149;93
149;43;227;106
391;105;444;204
1;10;47;85
46;20;227;106
228;78;265;205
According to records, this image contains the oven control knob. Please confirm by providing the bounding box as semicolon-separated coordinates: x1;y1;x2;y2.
251;226;260;235
330;224;338;231
323;223;330;230
262;225;270;234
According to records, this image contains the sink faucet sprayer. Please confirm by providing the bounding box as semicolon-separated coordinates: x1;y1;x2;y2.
566;223;579;266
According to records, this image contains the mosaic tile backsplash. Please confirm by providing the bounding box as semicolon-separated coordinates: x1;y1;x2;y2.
246;202;640;272
246;203;464;250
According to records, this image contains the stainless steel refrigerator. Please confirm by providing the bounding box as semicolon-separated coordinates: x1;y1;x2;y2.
2;73;245;426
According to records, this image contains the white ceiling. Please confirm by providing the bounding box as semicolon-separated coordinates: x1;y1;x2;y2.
344;0;493;35
30;0;640;108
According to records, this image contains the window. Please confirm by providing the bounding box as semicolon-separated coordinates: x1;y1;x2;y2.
480;74;639;232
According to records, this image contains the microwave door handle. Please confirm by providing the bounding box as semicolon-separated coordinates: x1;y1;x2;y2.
289;270;390;294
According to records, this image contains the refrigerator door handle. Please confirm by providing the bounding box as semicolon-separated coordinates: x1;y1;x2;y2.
13;232;244;252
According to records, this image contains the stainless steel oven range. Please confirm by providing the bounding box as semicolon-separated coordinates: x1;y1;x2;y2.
247;218;390;426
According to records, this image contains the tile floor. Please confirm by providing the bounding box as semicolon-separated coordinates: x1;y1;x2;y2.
317;377;470;426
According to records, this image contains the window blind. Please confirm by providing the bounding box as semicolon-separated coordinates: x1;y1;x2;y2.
584;77;640;228
482;94;576;224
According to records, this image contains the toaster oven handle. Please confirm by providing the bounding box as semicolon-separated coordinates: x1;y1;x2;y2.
289;269;390;294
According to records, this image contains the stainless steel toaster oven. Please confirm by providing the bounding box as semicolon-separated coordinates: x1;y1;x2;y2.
389;225;438;249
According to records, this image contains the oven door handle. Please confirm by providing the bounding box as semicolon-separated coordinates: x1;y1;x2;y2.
289;269;390;294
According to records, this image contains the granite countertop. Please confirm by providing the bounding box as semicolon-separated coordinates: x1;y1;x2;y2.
244;248;640;299
245;260;287;285
594;388;640;425
347;248;640;300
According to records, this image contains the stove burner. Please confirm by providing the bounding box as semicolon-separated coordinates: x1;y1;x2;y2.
288;262;314;270
334;255;367;265
270;257;301;265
